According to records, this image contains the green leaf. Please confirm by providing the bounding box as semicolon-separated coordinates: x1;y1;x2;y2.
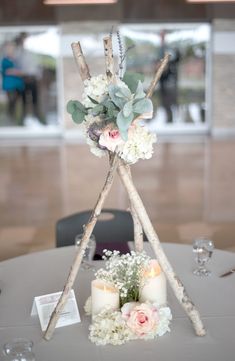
115;86;132;100
119;128;128;141
108;84;126;109
123;100;133;117
117;110;134;140
72;110;86;124
92;104;104;115
67;100;86;114
123;72;145;93
133;98;153;115
134;81;146;100
87;95;99;105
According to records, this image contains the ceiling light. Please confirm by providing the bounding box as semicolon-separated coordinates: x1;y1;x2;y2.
44;0;117;4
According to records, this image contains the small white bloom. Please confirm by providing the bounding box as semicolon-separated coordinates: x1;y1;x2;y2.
89;309;135;346
82;75;109;108
119;124;157;164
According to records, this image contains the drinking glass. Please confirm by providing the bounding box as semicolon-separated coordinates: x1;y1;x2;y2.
193;238;214;276
75;233;96;270
2;338;35;361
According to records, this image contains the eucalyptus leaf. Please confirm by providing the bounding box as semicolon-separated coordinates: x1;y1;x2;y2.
123;72;145;93
105;100;116;112
116;110;134;141
87;95;99;105
115;86;132;100
72;110;86;124
108;84;126;109
119;128;128;141
134;81;146;100
92;104;104;115
123;100;133;117
67;100;86;114
133;98;153;114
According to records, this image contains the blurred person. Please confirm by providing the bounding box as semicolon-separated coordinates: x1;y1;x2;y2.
15;33;44;124
159;30;180;123
1;41;25;123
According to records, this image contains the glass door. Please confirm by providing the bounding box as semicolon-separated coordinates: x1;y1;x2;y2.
119;23;211;134
0;26;61;137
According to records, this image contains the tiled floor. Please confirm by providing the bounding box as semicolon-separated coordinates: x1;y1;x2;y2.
0;137;235;261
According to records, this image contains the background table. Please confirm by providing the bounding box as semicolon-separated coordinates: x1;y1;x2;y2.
0;243;235;361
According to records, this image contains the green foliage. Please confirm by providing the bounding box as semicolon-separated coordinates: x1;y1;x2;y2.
67;75;153;139
67;100;87;124
135;81;146;100
133;98;153;114
123;72;145;93
108;84;128;109
87;95;99;105
117;110;134;141
123;100;133;117
92;104;105;116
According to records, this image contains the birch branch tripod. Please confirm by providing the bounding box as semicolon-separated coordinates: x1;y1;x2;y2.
44;36;206;341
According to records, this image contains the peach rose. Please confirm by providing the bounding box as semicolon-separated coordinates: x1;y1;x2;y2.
99;125;124;152
121;302;158;337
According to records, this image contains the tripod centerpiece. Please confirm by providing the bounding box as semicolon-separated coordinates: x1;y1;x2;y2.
44;31;206;342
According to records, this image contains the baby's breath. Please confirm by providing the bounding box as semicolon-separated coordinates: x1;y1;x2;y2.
95;250;150;306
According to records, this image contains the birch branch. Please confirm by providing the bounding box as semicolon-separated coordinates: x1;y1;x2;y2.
71;42;91;81
102;38;143;251
131;203;144;252
45;40;112;340
146;53;170;98
44;154;119;340
126;165;144;252
118;159;206;337
103;36;115;82
126;56;171;250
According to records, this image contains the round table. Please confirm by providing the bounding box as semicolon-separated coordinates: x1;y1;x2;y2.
0;243;235;361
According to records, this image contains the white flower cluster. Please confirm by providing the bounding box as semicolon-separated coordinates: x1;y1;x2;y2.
89;308;135;346
88;305;172;346
78;75;157;164
95;250;150;303
82;74;109;108
119;124;157;164
157;307;172;336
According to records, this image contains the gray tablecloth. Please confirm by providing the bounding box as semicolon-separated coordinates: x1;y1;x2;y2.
0;243;235;361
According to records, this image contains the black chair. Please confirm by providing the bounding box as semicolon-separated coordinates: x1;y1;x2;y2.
56;208;141;257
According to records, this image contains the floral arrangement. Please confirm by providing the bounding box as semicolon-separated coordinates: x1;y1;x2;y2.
85;250;172;346
67;35;156;164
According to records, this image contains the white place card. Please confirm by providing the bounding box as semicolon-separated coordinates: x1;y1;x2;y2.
31;289;81;331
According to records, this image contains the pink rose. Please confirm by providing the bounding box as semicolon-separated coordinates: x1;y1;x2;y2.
99;125;124;152
121;302;158;337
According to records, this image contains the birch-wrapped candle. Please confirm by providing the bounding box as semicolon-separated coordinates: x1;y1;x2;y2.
91;279;119;316
139;259;166;306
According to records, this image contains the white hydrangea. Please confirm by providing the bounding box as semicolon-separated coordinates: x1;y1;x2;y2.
119;124;157;164
89;308;135;346
82;74;129;108
156;306;172;336
82;74;109;108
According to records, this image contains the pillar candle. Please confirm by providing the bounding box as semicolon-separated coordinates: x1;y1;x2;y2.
91;279;119;317
139;259;167;306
